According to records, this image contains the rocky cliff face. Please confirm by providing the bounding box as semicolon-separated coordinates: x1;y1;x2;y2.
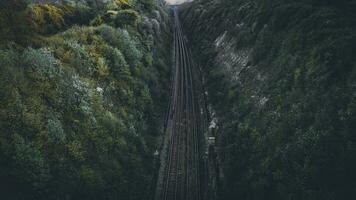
181;0;356;199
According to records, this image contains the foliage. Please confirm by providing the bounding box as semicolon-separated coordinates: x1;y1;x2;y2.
29;4;69;33
106;0;132;10
0;0;96;45
115;28;143;67
0;0;34;45
97;25;143;67
137;0;156;11
182;0;356;199
115;9;141;28
0;0;173;200
22;48;59;80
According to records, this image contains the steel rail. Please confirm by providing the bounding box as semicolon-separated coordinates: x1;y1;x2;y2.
158;6;203;200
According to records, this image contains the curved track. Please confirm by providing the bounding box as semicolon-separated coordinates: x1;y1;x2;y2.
156;7;203;200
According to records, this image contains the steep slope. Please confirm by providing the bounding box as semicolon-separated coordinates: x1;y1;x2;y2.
181;0;356;199
0;0;172;199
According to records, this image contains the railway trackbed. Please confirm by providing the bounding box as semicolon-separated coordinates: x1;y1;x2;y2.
155;6;205;200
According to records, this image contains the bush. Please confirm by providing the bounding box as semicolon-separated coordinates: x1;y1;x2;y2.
116;28;143;67
114;9;140;28
29;4;74;34
22;48;59;81
47;116;65;143
0;0;34;45
90;15;104;26
11;134;50;194
103;46;131;79
97;25;143;67
143;0;156;10
0;48;18;68
105;0;132;10
96;57;110;77
97;25;121;46
61;37;96;76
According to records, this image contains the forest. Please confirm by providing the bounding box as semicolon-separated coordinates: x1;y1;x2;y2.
1;0;356;199
0;0;172;199
181;0;356;199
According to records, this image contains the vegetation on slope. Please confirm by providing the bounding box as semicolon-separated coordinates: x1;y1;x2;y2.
0;0;172;199
182;0;356;199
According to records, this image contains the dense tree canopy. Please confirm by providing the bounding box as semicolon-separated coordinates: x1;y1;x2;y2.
0;0;172;199
182;0;356;199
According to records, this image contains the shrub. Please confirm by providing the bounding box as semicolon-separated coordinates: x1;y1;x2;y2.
139;16;154;35
139;0;155;11
114;0;132;9
114;9;140;28
29;4;72;34
116;29;143;67
0;48;18;68
68;3;95;25
96;57;110;77
62;39;95;76
90;15;104;26
22;48;59;81
103;46;131;79
98;25;143;67
47;116;65;143
12;134;50;192
97;25;121;46
0;0;34;45
151;19;160;33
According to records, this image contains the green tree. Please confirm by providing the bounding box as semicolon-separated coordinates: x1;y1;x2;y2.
0;0;34;45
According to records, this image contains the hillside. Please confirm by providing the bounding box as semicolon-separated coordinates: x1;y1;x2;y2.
181;0;356;199
0;0;172;199
2;0;356;199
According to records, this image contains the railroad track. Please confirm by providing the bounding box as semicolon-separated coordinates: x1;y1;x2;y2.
155;6;203;200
